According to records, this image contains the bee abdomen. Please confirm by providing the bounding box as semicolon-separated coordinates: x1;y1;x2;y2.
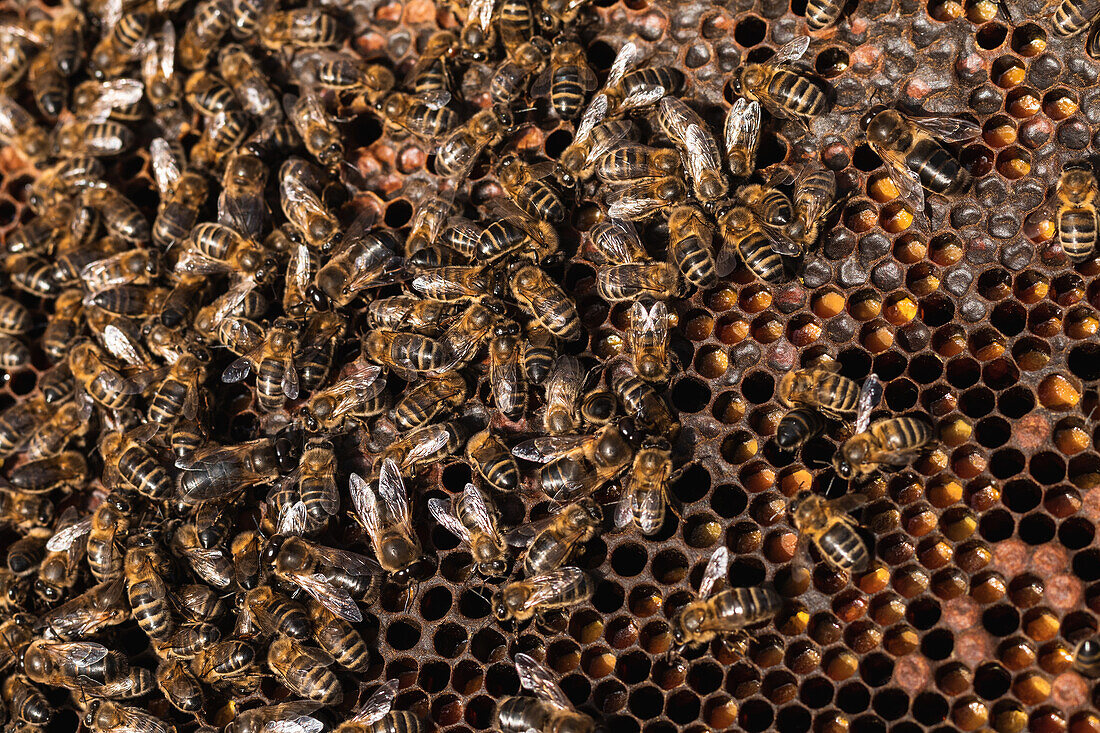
670;234;718;288
818;522;869;572
767;71;826;117
119;447;172;499
738;233;786;283
367;711;424;733
906;139;970;196
874;416;935;451
815;373;859;416
128;576;175;640
497;696;550;733
805;0;844;28
776;407;826;448
551;68;584;117
715;586;782;626
1053;0;1099;36
1059;206;1097;261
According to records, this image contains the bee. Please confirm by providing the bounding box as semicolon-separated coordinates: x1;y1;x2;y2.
498;0;534;56
613;438;674;535
267;635;341;704
350;459;424;585
294;49;394;111
80;183;150;245
788;491;870;574
542;355;583;434
69;341;130;410
88;7;151;80
230;531;263;590
511;264;582;341
860;106;980;212
539;34;596;119
66;493;129;583
508;498;602;576
364;330;452;377
367;296;458;334
492;566;595;625
497;653;595;733
605;175;686;220
595;42;683;118
595;143;681;184
225;701;325;733
394;373;467;431
222;317;300;411
156;659;204;712
178;222;277;283
191;110;252;171
671;546;781;652
775;407;827;449
280;159;343;253
39;578;129;640
265;534;376;622
71;75;145;123
0;93;50;163
1053;0;1099;35
787;165;838;253
29;50;67;119
258;8;340;50
491;37;552;105
714;204;793;283
724;97;762;180
466;429;520;493
9;253;61;297
125;534;175;642
496;156;567;225
142;22;183;134
53;116;137;160
171;523;233;589
777;366;875;421
190;639;256;685
218;44;281;121
665;205;717;289
286;90;343;169
413;264;505;305
148;145;209;250
0;398;48;458
39;364;76;405
1055;167;1098;263
440;301;499;368
0;23;41;91
180;0;232;70
100;427;172;500
403;195;457;266
731;37;827;129
333;679;422;733
517;421;637;500
309;601;370;672
374;421;466;472
834;416;936;479
610;368;676;436
1074;638;1100;677
521;324;556;385
806;0;848;27
314;226;404;305
657;96;727;204
35;509;87;603
159;620;220;661
184;71;240;117
298;362;387;433
557;117;637;188
22;639;127;690
135;352;208;428
597;261;681;302
177;583;227;623
176;439;284;504
436;105;513;179
379;91;458;140
625;301;672;382
0;669;46;721
430;484;508;577
9;452;87;494
85;700;173;733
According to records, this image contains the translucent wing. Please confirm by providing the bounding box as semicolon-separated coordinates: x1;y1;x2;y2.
428;497;470;541
522;567;587;610
573;93;608;147
402;425;451;465
630;300;669;349
590;219;643;263
101;324;148;367
854;373;883;435
263;718;324;733
613;494;633;530
293;572;362;622
56;641;110;665
504;513;556;548
348;679;398;725
618;85;665;111
182;545;232;588
348;472;378;538
277;501;307;536
772;36;810;65
682;124;722;187
462;484;496;535
873;146;927;216
470;0;496;31
515;653;571;709
512;435;590;463
724;98;760;173
606;41;642;86
699;545;729;599
606;180;672;219
908;115;981;143
378;458;410;527
281;355;299;400
583;117;633;167
635;485;664;534
86;79;144;123
149;138;180;199
490;349;519;414
761;219;804;258
221;353;254;383
422;90;452;110
47;517;92;551
159;22;175;78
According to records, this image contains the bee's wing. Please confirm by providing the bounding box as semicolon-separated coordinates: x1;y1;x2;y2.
854;373;884;435
605;180;669;219
290;545;373;576
682;124;722;186
221;349;258;383
293;572;362;623
613;492;634;531
630;300;668;347
159;22;175;78
907;115;981;143
348;472;379;539
591;218;643;263
263;717;324;733
428;496;471;542
470;0;497;31
772;36;811;65
276;501;308;536
515;652;572;710
490;348;519;414
461;484;496;536
150;137;181;199
403;425;452;465
420;90;453;110
182;545;232;588
378;458;411;528
46;517;93;552
85;78;144;123
522;567;587;610
619;84;666;111
699;545;729;599
606;41;642;87
54;640;110;665
873;145;927;219
347;679;398;725
583;117;633;168
504;514;556;548
573;93;608;147
759;219;804;258
724;98;760;172
101;324;150;368
0;95;24;139
282;353;300;400
512;435;591;463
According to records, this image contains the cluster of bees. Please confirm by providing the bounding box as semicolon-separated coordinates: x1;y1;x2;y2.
1;0;1100;728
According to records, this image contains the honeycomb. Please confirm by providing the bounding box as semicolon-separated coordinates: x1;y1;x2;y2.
1;0;1100;730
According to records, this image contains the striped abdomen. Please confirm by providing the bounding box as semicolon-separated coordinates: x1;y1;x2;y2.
817;521;869;572
256;359;288;410
498;0;532;50
366;712;424;733
1053;0;1099;36
149;378;190;424
713;586;782;627
551;66;585;118
737;232;786;283
805;0;844;28
766;70;826;118
775;407;826;448
906;139;970;196
809;371;861;418
127;568;175;641
670;232;717;288
1059;205;1097;262
119;446;172;499
869;416;934;452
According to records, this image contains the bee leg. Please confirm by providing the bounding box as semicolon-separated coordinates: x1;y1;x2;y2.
719;630;751;659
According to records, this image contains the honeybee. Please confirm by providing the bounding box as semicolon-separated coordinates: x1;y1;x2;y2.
594;42;682;118
222;317;300;411
580;389;618;426
664;205;717;289
22;639;127;691
625;301;672;382
142;22;184;135
430;484;508;577
176;439;285;504
88;5;151;80
605;175;686;220
393;373;466;431
229;531;262;590
0;613;34;668
298;362;387;433
2;675;49;727
775;406;826;449
439;303;504;371
6;528;49;577
1055;167;1098;263
1052;0;1098;35
334;679;422;733
53;116;137;159
610;367;676;436
731;37;827;129
0;398;49;458
492;566;595;624
860;106;980;212
280;159;343;253
149;141;210;250
787;165;838;253
218;44;280;119
285;90;343;170
522;323;556;385
556;116;637;188
436;105;513;179
613;438;673;536
483;321;524;418
595;143;681;184
80;183;150;245
39;579;129;640
363;330;451;377
834;416;936;479
29;50;67;119
671;546;781;652
170;523;232;589
498;0;534;56
777;365;875;421
723;96;761;180
125;534;175;642
466;429;520;493
788;490;870;574
178;223;276;284
179;0;232;69
350;459;424;585
265;535;377;622
497;653;594;733
190;639;256;685
156;658;204;712
314;224;404;305
225;701;325;733
258;7;340;49
508;498;602;576
497;155;566;223
542;355;583;434
100;427;172;500
1074;638;1100;677
184;71;239;117
64;493;128;583
69;341;130;410
84;700;173;733
537;34;597;119
657;96;727;204
597;261;681;302
266;635;341;704
515;421;637;501
491;37;551;105
236;585;311;641
379;91;458;140
295;49;394;111
510;264;582;341
714;204;793;283
309;601;370;672
367;296;457;334
191;110;251;171
35;509;87;602
9;452;87;494
0;568;30;610
412;264;505;304
296;311;345;391
0;93;50;163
